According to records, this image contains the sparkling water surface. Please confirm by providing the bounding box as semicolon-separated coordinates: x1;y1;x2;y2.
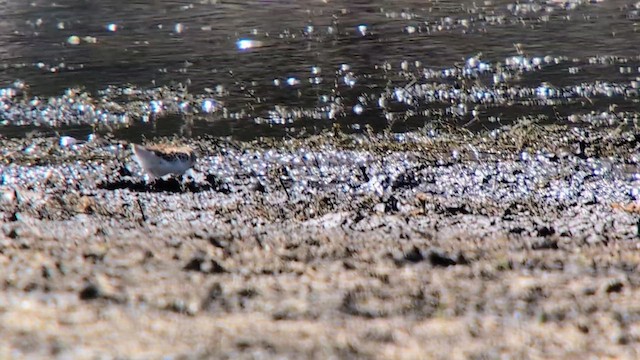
0;0;638;140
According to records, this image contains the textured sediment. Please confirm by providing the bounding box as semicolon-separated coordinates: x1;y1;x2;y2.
1;123;640;359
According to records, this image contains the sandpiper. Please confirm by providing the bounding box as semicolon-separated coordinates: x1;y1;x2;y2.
131;143;197;180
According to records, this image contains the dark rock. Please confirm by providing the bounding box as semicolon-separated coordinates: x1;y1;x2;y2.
200;282;230;312
253;180;267;193
531;238;559;250
238;288;258;298
392;171;420;190
444;205;470;215
605;280;624;294
7;227;19;239
403;246;424;263
118;165;132;177
343;260;356;270
536;226;555;237
427;249;461;267
79;284;100;300
510;227;526;234
208;236;230;249
384;195;400;213
184;255;226;274
7;212;18;222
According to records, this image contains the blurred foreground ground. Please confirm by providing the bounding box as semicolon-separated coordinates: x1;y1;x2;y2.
1;124;640;359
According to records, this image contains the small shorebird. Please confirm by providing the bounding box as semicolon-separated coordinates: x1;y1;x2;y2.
131;143;196;180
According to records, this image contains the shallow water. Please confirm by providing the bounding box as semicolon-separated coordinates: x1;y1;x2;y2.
0;0;638;140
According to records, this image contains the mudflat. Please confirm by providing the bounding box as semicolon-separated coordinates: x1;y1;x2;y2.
1;123;640;359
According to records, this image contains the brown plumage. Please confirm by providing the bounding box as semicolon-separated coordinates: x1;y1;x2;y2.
131;143;196;179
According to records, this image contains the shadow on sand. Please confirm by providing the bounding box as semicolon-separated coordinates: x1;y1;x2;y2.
98;173;230;194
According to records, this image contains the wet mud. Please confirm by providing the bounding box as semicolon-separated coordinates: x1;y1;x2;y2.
2;123;640;359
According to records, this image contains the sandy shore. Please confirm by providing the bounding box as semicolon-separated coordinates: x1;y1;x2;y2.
1;123;640;359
